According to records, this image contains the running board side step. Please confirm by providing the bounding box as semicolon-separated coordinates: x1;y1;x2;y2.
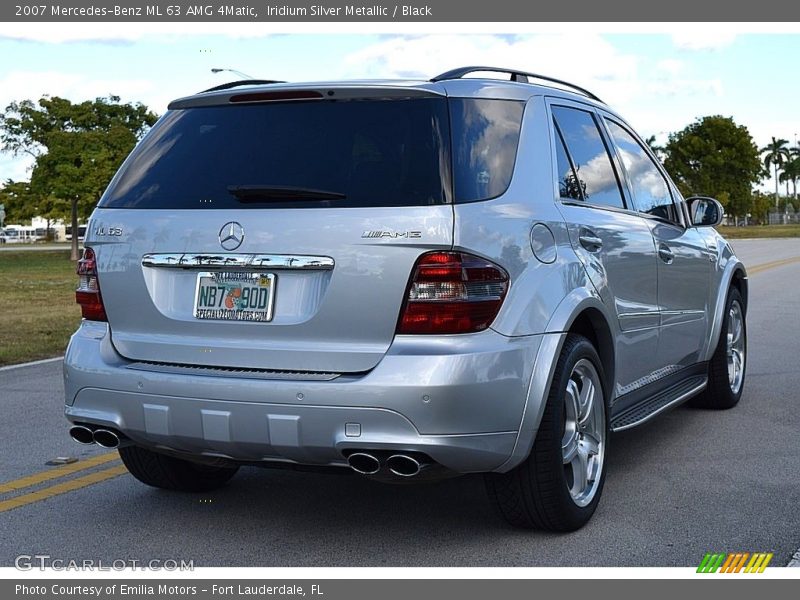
610;375;707;432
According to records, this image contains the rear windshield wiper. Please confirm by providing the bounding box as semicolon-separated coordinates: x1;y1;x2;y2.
227;185;346;202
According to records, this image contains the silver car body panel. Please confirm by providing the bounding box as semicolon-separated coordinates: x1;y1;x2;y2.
87;205;452;373
65;77;745;474
65;321;541;472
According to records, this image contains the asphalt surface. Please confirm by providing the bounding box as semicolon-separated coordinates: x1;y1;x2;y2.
0;238;798;567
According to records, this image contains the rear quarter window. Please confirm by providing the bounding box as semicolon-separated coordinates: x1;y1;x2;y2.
450;98;525;203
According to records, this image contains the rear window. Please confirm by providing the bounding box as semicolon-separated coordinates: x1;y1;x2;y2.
99;98;452;209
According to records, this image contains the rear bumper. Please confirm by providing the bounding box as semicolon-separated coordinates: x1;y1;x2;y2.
64;321;550;473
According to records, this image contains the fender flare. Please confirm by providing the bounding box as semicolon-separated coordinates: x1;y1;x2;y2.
497;288;615;472
702;258;748;362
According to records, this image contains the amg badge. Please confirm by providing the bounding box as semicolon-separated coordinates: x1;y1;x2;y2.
361;230;422;239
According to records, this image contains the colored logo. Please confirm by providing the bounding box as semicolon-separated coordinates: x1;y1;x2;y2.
697;552;773;573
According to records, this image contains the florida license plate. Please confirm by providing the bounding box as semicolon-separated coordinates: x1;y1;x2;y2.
193;272;275;322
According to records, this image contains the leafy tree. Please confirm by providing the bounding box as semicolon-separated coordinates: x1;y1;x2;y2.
760;136;790;209
750;190;773;224
0;95;157;258
663;116;763;224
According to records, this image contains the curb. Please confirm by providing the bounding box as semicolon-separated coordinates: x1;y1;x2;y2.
0;356;64;372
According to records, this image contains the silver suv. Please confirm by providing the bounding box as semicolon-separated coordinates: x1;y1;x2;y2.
64;67;747;531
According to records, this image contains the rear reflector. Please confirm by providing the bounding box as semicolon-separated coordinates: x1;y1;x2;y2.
76;247;107;322
397;252;509;335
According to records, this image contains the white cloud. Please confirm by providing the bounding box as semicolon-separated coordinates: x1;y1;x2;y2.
342;33;731;111
0;23;272;44
0;69;179;119
344;34;640;107
0;152;33;183
671;32;737;51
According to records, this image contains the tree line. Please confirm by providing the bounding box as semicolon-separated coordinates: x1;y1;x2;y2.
0;96;157;258
0;95;797;258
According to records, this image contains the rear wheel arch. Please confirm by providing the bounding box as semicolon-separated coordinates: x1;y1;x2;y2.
565;308;615;402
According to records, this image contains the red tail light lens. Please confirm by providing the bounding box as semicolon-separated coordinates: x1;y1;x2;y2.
397;252;509;334
76;247;107;321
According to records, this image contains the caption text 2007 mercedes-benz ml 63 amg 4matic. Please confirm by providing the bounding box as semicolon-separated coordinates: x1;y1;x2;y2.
65;67;747;531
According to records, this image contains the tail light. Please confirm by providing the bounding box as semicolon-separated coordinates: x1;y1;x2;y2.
76;247;107;321
397;251;509;335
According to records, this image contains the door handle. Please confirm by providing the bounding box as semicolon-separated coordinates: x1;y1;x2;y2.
578;230;603;252
658;243;674;264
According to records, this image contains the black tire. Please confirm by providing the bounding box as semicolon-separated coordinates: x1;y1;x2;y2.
485;334;608;531
119;445;239;492
690;287;746;409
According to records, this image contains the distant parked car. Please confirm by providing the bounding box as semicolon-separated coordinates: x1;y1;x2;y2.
64;66;748;532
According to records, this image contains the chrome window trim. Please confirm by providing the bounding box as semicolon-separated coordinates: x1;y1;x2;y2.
142;253;335;270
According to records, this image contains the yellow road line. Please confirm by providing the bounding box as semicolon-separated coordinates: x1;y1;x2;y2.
0;452;120;493
0;464;128;513
748;256;800;275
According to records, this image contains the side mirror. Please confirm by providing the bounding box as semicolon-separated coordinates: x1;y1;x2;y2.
687;196;724;227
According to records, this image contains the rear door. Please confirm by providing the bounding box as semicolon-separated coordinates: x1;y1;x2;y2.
601;117;710;369
548;101;661;398
89;93;453;373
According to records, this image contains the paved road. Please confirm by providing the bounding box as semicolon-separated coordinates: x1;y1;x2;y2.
1;239;798;567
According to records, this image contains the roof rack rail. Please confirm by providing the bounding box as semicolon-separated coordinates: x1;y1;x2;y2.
202;79;286;93
430;66;602;103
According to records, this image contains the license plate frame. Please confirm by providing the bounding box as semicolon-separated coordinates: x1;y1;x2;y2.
192;271;276;322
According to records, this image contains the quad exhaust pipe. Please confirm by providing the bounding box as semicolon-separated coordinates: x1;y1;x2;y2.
68;425;95;445
346;451;429;477
386;454;423;477
69;425;126;449
92;429;122;449
346;452;382;475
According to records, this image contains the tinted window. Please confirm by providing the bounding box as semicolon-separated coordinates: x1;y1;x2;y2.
554;125;584;201
100;99;451;209
605;120;678;223
552;106;625;209
450;99;524;203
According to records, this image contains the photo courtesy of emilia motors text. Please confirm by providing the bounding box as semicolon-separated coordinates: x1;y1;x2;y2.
1;0;800;596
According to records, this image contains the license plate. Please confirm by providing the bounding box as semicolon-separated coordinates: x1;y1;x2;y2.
193;272;275;322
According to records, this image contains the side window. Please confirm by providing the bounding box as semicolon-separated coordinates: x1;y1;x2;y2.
551;106;625;209
605;119;679;223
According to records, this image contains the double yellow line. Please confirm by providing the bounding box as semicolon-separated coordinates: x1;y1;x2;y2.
0;452;127;513
746;256;800;275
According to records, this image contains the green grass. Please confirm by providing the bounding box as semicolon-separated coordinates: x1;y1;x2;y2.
717;224;800;239
0;250;81;366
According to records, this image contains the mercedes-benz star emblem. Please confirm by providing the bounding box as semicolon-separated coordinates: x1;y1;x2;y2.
219;221;245;251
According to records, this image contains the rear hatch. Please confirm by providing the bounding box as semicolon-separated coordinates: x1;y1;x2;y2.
89;90;453;373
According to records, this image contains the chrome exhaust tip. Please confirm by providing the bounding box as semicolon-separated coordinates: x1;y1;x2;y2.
69;425;95;445
386;454;422;477
346;452;381;475
92;429;121;449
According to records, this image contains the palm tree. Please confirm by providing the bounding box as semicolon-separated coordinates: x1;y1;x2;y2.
645;134;664;160
779;154;800;202
761;137;790;209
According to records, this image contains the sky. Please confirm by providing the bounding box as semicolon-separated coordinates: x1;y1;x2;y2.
0;25;798;191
